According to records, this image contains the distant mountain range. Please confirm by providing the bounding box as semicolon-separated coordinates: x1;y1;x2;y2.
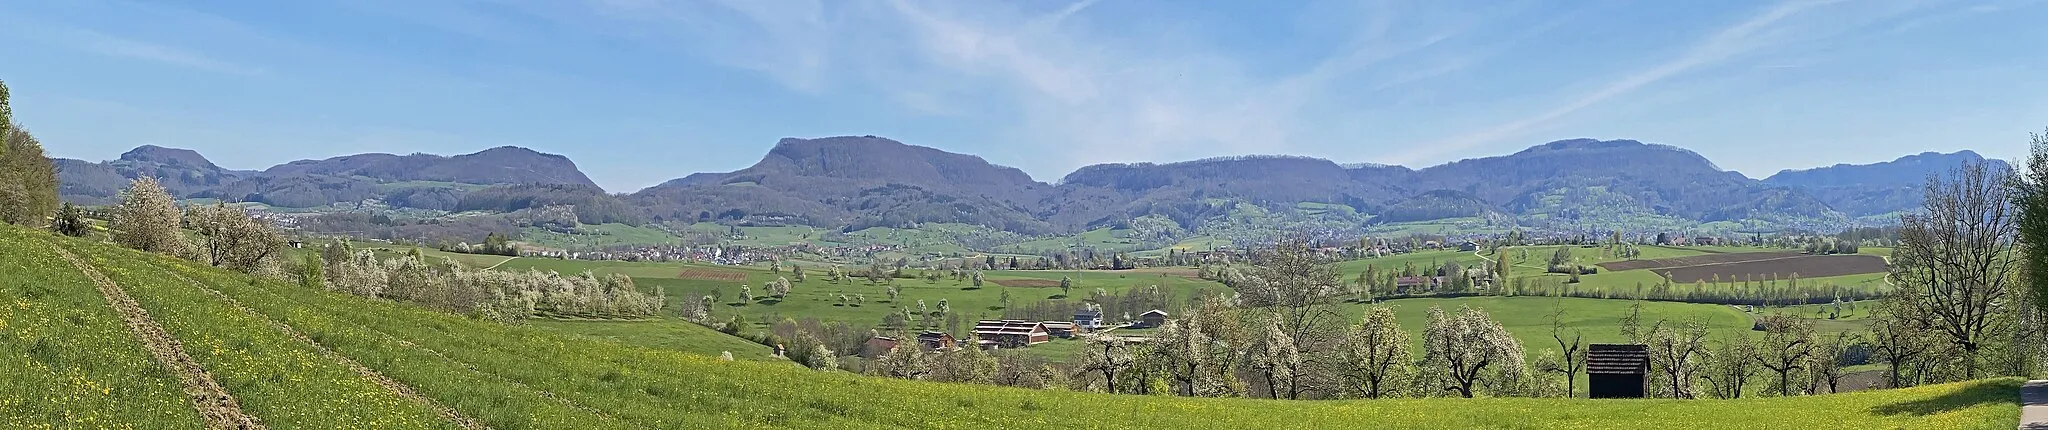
54;136;2005;235
57;146;594;209
1762;150;2012;217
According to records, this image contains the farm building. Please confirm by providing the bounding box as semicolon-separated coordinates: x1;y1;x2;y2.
1074;309;1104;330
917;331;957;351
974;320;1050;348
1459;241;1479;252
1394;276;1445;292
861;336;900;359
1135;310;1170;329
1043;321;1078;338
1587;344;1650;399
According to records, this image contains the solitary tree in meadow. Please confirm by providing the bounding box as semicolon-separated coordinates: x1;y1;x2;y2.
1422;306;1524;398
1894;161;2021;377
111;177;189;255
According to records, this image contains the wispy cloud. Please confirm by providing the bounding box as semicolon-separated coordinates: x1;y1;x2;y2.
1385;0;1961;165
543;0;1531;177
50;25;268;76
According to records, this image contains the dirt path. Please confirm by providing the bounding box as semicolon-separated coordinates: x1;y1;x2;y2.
49;246;264;430
484;256;517;270
2023;380;2047;430
159;267;491;430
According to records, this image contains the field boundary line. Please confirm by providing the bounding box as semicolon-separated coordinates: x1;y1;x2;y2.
48;244;264;430
157;265;492;430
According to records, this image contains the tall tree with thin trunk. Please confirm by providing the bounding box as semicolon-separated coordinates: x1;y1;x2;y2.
1541;299;1585;398
1894;160;2020;378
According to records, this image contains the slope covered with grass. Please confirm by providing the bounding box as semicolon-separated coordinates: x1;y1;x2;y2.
0;225;2025;429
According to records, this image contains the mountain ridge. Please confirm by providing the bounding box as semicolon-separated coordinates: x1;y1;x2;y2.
51;137;2005;235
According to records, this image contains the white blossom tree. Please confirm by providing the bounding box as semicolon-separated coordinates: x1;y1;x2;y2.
1646;318;1712;399
111;177;188;255
1343;306;1412;399
187;202;286;274
1421;306;1524;398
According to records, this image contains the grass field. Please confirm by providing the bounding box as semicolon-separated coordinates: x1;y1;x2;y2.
470;247;1884;369
0;225;2027;429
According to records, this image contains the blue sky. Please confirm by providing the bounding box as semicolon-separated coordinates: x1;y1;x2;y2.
4;0;2045;192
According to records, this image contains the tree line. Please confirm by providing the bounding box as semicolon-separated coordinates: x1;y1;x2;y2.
0;79;63;231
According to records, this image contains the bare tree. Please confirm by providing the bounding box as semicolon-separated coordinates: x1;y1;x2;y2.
1343;306;1412;399
1868;293;1937;388
1700;335;1758;399
1894;160;2020;378
1809;332;1859;394
1541;299;1585;398
1753;315;1816;396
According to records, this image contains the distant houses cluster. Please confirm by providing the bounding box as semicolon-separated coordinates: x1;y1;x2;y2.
860;309;1172;358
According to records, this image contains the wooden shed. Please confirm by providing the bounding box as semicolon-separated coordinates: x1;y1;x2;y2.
1587;344;1650;399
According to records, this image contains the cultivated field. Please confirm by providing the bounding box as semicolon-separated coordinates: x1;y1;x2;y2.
1597;252;1805;272
677;268;748;282
1652;255;1890;283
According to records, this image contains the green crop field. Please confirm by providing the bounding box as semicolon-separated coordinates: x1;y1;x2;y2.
0;224;2027;429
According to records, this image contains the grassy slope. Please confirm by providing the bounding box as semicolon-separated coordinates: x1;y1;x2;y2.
0;225;2025;429
0;229;203;428
528;319;775;361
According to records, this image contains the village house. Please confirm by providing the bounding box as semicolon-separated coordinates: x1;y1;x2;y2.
1042;321;1079;338
1073;308;1104;330
974;320;1051;348
861;336;900;359
1394;276;1447;293
1135;310;1170;329
916;331;957;352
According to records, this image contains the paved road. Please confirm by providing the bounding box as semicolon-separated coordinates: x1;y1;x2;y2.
2024;380;2047;430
